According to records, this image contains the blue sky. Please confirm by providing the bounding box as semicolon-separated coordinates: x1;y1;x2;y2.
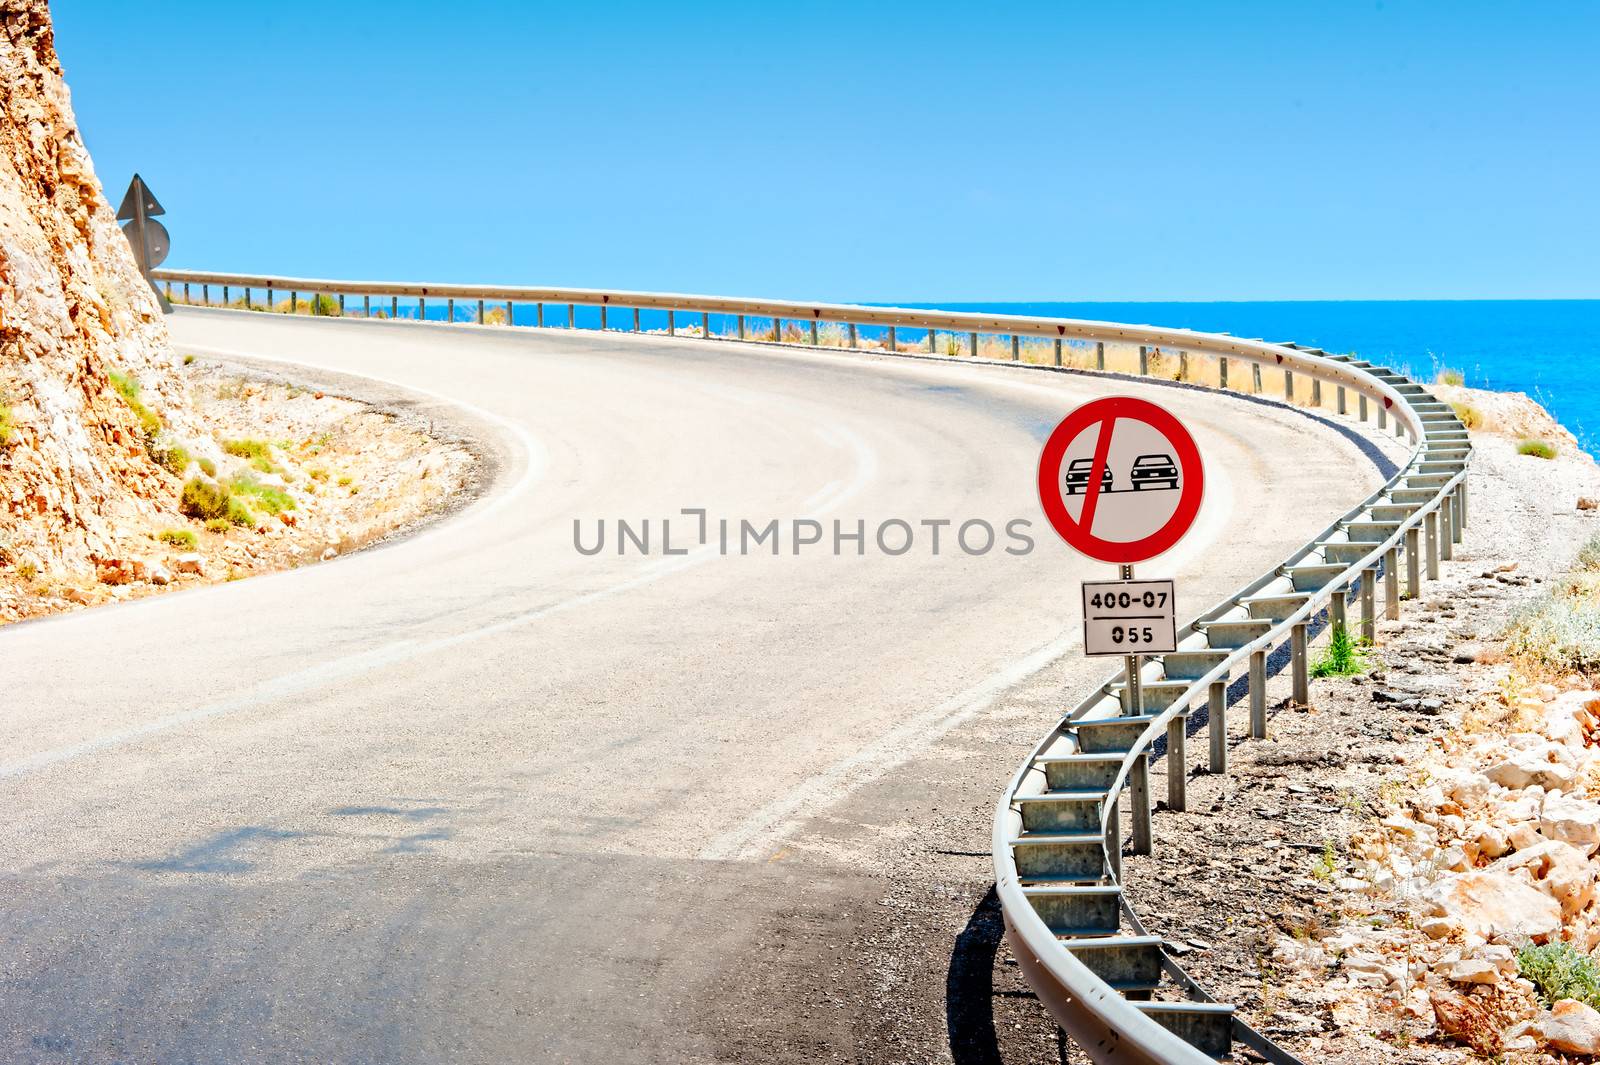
53;1;1599;301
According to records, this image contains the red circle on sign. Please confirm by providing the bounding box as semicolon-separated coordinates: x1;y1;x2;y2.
1037;396;1205;564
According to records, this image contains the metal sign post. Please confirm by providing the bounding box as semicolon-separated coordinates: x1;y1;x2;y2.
116;174;171;313
1038;396;1206;860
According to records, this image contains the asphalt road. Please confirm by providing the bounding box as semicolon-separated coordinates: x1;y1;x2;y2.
0;310;1397;1063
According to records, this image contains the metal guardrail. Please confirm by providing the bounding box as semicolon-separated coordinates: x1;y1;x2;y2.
152;266;1469;1063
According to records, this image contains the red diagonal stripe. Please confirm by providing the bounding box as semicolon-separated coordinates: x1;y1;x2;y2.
1076;416;1117;536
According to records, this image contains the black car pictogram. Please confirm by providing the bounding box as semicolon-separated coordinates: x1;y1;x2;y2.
1129;453;1179;490
1064;457;1113;495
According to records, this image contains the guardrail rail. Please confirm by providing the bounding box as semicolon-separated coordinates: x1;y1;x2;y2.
153;267;1470;1063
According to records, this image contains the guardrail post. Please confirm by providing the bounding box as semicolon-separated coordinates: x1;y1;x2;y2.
1130;756;1152;855
1252;363;1262;393
1311;378;1322;407
1361;570;1377;644
290;291;297;314
738;314;746;340
567;303;575;328
888;326;896;352
667;310;675;336
1425;510;1440;579
1178;350;1188;380
1139;345;1148;375
634;308;641;333
1290;623;1310;706
338;293;345;315
702;311;709;337
1219;357;1228;389
1053;338;1062;367
1440;494;1455;560
1384;547;1400;619
969;331;978;358
1359;394;1369;421
1378;403;1387;430
448;297;455;322
417;295;423;320
928;329;937;354
266;286;273;309
1107;798;1121;881
600;304;608;330
183;282;190;303
1249;649;1267;738
1095;341;1105;371
243;287;251;309
201;283;209;304
848;323;858;348
1455;483;1467;539
1405;527;1421;599
1166;716;1187;812
1208;680;1227;773
1011;335;1020;361
1284;369;1294;400
164;280;173;299
1329;583;1347;633
811;320;819;346
391;296;398;318
505;300;514;326
477;298;484;324
1337;385;1347;415
363;294;370;317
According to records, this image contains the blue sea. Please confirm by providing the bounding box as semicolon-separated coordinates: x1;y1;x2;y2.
322;295;1600;455
926;301;1600;456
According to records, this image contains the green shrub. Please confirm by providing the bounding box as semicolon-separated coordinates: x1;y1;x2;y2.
183;353;195;366
1518;942;1600;1008
108;370;162;442
158;528;197;548
222;438;271;460
0;400;12;446
1312;623;1369;678
1450;402;1482;430
227;497;255;526
197;456;217;477
155;443;190;475
229;474;295;516
204;517;231;534
250;455;279;474
1519;439;1557;459
179;477;232;521
1435;367;1465;387
308;293;341;317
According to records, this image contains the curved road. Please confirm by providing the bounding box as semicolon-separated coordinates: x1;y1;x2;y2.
0;310;1396;1063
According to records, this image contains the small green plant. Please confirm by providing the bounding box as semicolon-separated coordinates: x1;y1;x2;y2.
249;455;279;474
1519;439;1557;459
183;353;195;366
17;560;37;581
107;370;162;443
155;443;190;476
227;497;255;526
1518;942;1600;1008
308;467;329;482
1312;623;1369;677
222;438;271;460
1312;840;1338;881
229;474;295;516
197;456;217;477
337;475;353;488
1450;401;1482;430
204;517;231;534
1435;367;1465;387
179;477;231;521
158;528;197;548
0;399;13;446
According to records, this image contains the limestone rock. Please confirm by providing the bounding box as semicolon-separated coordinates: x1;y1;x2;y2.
1423;870;1562;942
1523;998;1600;1056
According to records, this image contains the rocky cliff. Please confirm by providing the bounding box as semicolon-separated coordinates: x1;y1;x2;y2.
0;0;201;575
